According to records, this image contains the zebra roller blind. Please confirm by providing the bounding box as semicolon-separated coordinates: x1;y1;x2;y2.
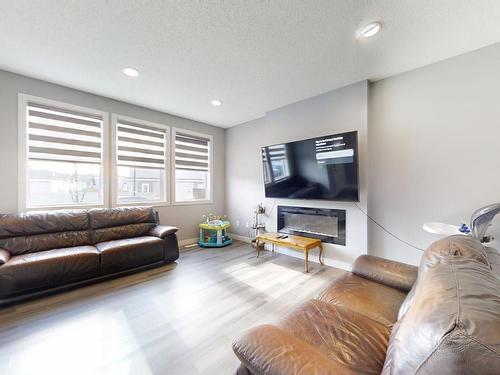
116;120;167;169
267;144;286;161
175;132;210;171
27;102;103;164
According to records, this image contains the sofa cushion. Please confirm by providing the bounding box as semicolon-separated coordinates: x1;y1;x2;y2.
0;248;10;265
89;207;157;243
0;245;100;298
398;235;493;323
89;207;157;229
382;257;500;375
92;223;157;243
96;236;165;273
0;210;91;255
0;210;89;238
233;324;357;375
317;273;407;327
420;235;490;272
280;299;391;375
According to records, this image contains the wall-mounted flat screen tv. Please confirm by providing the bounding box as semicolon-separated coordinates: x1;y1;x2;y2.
261;131;359;201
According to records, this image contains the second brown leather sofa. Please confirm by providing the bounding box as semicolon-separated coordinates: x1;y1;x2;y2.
233;235;500;374
0;206;179;306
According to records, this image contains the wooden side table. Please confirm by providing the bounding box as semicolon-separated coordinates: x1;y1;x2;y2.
256;232;324;272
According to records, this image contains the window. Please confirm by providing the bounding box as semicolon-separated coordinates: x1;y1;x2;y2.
19;95;214;210
20;96;106;209
113;116;168;205
173;128;212;203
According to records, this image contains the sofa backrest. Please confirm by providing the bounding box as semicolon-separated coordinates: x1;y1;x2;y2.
88;207;158;243
0;207;159;255
0;210;91;255
419;235;491;272
382;236;500;374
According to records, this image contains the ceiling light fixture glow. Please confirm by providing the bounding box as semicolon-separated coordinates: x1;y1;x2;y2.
359;22;381;38
123;67;139;77
211;99;222;106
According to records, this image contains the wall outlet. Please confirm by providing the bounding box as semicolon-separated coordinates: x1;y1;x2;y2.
236;219;240;226
245;221;249;228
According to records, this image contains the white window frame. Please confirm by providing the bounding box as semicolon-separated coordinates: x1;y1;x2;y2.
171;127;213;205
111;114;170;207
18;93;110;212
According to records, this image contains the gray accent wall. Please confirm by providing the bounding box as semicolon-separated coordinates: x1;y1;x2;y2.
0;70;225;242
225;81;368;270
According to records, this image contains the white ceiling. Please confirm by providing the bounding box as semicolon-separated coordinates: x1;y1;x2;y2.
1;1;500;128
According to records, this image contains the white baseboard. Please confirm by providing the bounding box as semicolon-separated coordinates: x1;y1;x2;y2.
230;233;253;243
179;237;199;247
228;233;352;271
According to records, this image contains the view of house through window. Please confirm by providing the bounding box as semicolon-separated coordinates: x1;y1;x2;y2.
117;166;163;203
175;169;209;201
25;101;104;208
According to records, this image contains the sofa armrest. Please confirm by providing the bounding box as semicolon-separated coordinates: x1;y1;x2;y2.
352;255;418;292
149;225;178;239
233;325;356;375
0;248;10;265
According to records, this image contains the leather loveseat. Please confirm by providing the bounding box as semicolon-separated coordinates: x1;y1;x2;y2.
0;206;179;306
233;235;500;374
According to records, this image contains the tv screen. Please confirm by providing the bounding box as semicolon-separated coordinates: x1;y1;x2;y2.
261;131;359;201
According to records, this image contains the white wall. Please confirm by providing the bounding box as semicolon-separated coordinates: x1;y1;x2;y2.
226;81;368;270
0;70;225;241
368;43;500;264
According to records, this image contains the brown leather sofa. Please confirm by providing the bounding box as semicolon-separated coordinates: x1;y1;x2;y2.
233;235;500;374
0;206;179;306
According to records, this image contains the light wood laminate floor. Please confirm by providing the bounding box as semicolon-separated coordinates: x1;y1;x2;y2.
0;241;345;375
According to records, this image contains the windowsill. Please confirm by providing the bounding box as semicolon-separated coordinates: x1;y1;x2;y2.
115;201;170;208
23;200;213;212
171;199;214;206
24;204;105;212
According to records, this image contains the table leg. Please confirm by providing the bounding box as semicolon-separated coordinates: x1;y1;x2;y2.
304;249;309;272
272;243;275;253
319;243;324;265
257;241;260;257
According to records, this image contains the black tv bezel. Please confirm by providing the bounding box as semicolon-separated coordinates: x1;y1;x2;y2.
261;130;359;202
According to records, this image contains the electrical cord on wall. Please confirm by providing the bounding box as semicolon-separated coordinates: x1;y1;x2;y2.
353;202;425;252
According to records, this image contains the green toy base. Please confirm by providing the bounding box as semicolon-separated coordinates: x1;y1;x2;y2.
198;239;233;248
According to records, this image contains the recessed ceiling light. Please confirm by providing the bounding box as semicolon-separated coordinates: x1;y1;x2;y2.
123;67;139;77
359;22;381;38
211;99;222;106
